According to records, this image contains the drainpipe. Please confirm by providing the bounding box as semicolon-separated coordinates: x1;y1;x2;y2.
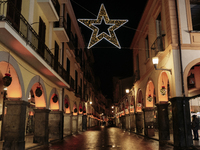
175;0;188;147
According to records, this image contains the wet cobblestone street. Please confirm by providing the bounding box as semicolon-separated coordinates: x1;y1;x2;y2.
30;126;175;150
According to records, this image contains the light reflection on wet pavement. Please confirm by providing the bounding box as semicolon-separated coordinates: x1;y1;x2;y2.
31;126;175;150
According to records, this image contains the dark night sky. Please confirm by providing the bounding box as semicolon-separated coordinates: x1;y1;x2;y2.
71;0;148;99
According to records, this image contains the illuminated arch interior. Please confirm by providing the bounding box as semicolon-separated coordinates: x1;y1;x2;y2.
73;102;77;115
79;103;83;114
32;83;46;108
145;81;154;108
64;96;70;113
50;93;59;110
0;61;22;98
137;90;143;112
158;72;169;102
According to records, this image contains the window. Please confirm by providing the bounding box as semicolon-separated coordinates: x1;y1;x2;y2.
156;13;162;37
190;0;200;30
155;13;163;52
38;17;46;57
54;41;59;72
145;35;149;59
75;70;78;93
66;58;70;75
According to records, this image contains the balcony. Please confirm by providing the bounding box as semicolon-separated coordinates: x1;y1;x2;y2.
0;1;69;87
37;0;60;22
54;16;69;42
151;35;165;57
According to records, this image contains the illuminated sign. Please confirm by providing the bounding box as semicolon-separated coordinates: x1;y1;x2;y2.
78;4;128;49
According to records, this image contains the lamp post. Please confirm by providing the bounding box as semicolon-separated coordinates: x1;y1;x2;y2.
152;57;172;74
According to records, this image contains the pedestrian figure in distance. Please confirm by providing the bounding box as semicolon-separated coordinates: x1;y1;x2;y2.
192;115;199;140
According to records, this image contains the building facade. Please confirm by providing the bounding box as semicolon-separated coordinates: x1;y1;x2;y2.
114;0;200;148
0;0;105;149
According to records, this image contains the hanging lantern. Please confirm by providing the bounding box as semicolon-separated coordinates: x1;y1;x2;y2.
52;94;58;103
147;94;153;102
65;103;69;108
2;73;12;87
35;86;42;97
74;108;77;113
160;86;167;96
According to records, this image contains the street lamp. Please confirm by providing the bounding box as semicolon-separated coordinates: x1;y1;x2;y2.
152;57;172;74
111;106;114;109
125;89;129;94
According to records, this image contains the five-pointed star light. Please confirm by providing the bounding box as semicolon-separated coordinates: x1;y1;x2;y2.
78;4;128;49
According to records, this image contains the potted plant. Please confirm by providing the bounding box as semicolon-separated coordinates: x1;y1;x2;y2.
147;94;153;102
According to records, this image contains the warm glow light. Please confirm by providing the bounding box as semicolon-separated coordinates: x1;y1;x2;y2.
111;106;114;109
4;87;7;91
78;4;128;49
90;101;92;104
125;89;129;93
152;57;159;65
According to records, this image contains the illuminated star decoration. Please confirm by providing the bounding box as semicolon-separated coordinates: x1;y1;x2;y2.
78;4;128;49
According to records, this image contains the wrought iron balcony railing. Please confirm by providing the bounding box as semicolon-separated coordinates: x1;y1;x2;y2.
151;35;164;57
0;1;70;85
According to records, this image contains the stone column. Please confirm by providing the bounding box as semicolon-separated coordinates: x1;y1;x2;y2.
156;103;170;141
3;101;29;150
49;111;63;140
72;115;78;134
78;114;83;132
170;97;193;148
82;115;87;131
143;108;154;137
135;112;143;133
33;108;50;144
63;113;72;136
125;114;130;131
130;113;136;132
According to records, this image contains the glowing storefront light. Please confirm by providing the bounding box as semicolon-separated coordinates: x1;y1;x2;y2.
78;4;128;49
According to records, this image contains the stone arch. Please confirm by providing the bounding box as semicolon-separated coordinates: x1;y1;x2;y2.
184;58;200;97
145;80;154;108
26;75;47;108
136;89;143;112
49;88;59;110
0;51;25;100
158;71;169;102
64;95;71;113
